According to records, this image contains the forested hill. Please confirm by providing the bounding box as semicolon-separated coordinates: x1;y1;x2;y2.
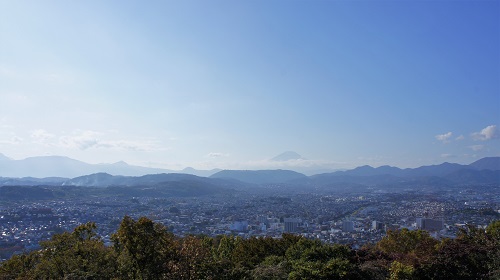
1;217;499;279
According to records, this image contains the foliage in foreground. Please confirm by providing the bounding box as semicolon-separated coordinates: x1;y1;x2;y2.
0;218;499;280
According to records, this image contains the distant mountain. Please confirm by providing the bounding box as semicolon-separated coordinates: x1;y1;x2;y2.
469;157;500;170
210;169;308;184
308;157;500;189
340;165;403;177
309;173;403;186
0;155;113;177
1;154;498;190
0;154;214;178
63;173;199;187
60;173;240;197
10;156;89;178
323;159;500;178
0;176;68;186
61;172;249;190
62;173;126;187
406;162;467;177
181;167;221;177
445;169;500;185
271;151;305;161
0;153;11;161
0;173;237;200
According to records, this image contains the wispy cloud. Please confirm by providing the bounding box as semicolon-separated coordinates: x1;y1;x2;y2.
470;145;484;151
59;130;100;150
96;139;164;152
30;129;55;145
435;132;453;143
472;125;497;141
455;135;464;141
58;130;165;151
0;135;23;145
440;153;455;158
205;152;229;158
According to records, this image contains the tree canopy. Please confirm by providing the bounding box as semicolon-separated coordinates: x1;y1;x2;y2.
1;217;498;279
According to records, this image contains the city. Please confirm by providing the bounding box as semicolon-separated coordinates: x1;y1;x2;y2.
1;182;498;262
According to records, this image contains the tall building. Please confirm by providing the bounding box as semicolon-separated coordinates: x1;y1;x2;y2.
372;221;385;231
342;221;354;232
257;215;269;226
284;218;301;233
416;218;443;231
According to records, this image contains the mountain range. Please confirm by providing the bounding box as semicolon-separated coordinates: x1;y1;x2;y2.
0;156;498;192
0;153;220;178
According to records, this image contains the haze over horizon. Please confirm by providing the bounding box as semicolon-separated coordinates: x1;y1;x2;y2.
1;1;499;171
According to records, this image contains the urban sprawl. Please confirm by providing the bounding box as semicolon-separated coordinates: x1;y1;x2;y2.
1;185;499;261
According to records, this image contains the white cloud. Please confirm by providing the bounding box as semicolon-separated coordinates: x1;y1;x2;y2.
205;152;229;158
435;132;453;143
472;125;498;141
455;135;464;140
470;145;484;151
30;129;55;144
11;136;23;144
0;135;23;145
59;130;100;150
440;153;455;158
58;130;165;151
96;140;164;152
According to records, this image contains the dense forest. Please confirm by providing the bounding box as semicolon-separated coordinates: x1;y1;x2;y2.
0;217;498;280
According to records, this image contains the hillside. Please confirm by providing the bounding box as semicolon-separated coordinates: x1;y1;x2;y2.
0;157;498;192
210;169;308;184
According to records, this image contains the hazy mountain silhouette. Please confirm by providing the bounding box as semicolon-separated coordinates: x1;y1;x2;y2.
469;157;500;170
210;169;308;184
0;154;498;189
61;172;246;189
444;169;500;185
0;153;12;161
181;167;221;177
0;154;217;178
0;176;68;186
271;151;305;161
309;158;500;187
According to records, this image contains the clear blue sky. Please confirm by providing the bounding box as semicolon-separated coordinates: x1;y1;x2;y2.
1;0;499;171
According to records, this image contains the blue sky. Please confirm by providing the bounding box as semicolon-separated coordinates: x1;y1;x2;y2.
0;0;499;171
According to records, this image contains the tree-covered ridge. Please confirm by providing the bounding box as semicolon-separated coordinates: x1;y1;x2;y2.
1;217;499;280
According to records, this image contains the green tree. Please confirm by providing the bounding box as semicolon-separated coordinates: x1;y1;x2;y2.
232;236;288;269
286;239;361;279
0;251;40;279
389;261;415;280
112;216;176;280
486;220;500;279
418;222;499;279
0;222;116;279
170;235;219;280
35;222;116;279
251;255;291;280
376;228;438;265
